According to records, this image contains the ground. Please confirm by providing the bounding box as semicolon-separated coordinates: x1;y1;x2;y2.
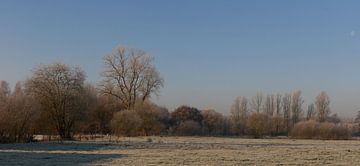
0;136;359;165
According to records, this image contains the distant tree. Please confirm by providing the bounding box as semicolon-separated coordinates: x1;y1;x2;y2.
306;103;316;120
100;46;164;110
315;91;331;122
230;96;248;135
355;111;360;133
273;94;283;134
356;111;360;123
251;92;263;113
202;109;226;135
0;82;38;143
275;94;282;116
264;94;275;116
171;106;203;135
291;90;304;126
74;84;116;136
0;80;10;104
26;63;86;140
282;93;292;132
171;106;203;125
327;113;341;124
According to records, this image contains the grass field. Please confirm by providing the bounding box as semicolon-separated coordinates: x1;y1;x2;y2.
0;136;359;165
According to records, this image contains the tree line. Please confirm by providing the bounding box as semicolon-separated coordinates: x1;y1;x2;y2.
0;46;358;143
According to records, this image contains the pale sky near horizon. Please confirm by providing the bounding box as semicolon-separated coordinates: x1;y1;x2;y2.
1;0;360;117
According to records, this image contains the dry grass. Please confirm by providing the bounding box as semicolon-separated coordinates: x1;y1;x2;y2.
0;136;360;165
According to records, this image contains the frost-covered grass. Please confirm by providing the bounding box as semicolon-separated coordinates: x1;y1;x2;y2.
0;137;359;165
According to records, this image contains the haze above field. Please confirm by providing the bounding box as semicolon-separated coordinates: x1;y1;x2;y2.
1;0;360;117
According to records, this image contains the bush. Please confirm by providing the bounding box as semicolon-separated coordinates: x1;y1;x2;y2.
201;109;226;136
247;113;269;138
175;120;202;136
135;103;170;136
171;106;203;126
111;110;142;137
291;120;351;140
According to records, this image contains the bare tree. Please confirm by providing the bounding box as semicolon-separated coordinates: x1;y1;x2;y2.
275;94;282;116
0;80;10;104
273;94;283;134
306;103;316;120
291;90;304;126
101;46;164;110
0;81;38;143
315;91;331;122
264;94;275;117
26;63;86;140
251;92;263;113
230;96;248;135
282;93;291;132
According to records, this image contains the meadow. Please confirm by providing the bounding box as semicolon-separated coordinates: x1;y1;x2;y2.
0;136;359;165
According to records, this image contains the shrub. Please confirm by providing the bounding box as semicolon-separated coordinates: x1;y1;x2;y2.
247;113;269;138
135;102;170;136
111;110;142;137
291;120;351;140
175;120;202;136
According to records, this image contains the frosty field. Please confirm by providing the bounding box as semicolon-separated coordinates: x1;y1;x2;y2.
0;137;359;166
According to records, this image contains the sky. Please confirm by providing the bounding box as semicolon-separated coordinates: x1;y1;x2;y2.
1;0;360;117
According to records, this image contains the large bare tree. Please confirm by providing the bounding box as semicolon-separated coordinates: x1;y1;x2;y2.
26;63;86;140
315;91;331;122
101;46;164;110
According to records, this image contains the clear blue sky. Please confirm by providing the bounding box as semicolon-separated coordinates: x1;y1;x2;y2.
1;0;360;117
